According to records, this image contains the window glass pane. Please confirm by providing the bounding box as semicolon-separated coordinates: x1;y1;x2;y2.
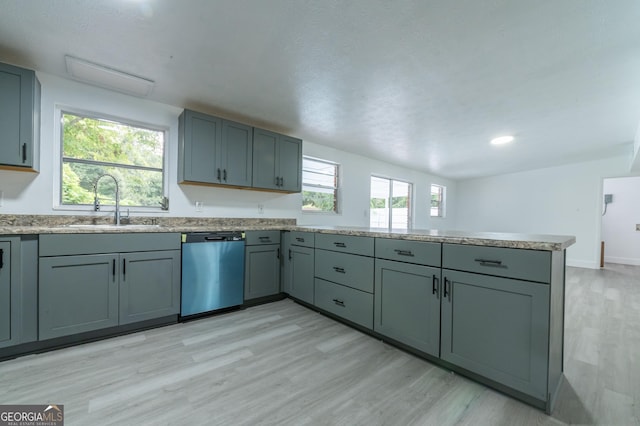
370;176;412;229
431;184;445;217
370;177;390;228
61;111;165;208
302;157;338;212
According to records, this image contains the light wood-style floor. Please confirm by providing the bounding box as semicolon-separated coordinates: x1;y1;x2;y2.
1;264;639;425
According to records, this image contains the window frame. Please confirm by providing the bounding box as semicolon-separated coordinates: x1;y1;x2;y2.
369;175;413;230
302;156;340;214
430;184;446;218
56;108;169;212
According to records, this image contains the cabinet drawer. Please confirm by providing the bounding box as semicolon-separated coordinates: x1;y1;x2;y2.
289;231;314;248
375;238;441;266
314;278;373;329
315;233;374;256
442;244;551;283
315;249;374;293
245;230;281;246
39;233;181;256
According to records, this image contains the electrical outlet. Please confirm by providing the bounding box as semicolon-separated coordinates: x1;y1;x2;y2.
258;204;264;214
195;201;203;212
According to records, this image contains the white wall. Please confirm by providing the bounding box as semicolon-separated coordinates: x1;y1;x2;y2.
0;72;456;228
300;142;458;230
602;176;640;265
455;155;630;269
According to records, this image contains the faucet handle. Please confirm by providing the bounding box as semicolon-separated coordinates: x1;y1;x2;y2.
94;197;101;211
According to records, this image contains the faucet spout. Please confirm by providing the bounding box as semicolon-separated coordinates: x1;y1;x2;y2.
93;174;120;225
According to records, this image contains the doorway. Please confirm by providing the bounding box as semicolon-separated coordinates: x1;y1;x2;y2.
601;176;640;266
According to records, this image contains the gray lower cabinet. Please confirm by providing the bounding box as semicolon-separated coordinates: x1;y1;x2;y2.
119;250;181;325
0;61;40;171
374;259;441;357
441;269;550;401
0;241;14;347
244;244;281;300
282;232;315;304
39;254;119;340
314;278;373;329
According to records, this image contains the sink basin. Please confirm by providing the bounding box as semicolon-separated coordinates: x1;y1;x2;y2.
63;224;161;229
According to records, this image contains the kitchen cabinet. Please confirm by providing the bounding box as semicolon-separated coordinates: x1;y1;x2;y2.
374;239;442;356
0;241;11;346
244;231;281;301
38;233;181;340
314;234;374;329
0;61;40;171
178;109;253;187
282;231;315;304
252;128;302;192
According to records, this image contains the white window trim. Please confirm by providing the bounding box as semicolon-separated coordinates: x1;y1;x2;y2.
53;105;170;213
302;156;341;215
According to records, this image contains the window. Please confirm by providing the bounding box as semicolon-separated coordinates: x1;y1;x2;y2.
370;176;412;229
302;156;339;213
431;184;445;217
61;111;165;208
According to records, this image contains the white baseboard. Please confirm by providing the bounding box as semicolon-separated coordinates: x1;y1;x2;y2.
604;256;640;266
566;259;600;269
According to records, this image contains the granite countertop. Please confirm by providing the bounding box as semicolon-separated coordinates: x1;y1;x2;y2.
0;215;575;251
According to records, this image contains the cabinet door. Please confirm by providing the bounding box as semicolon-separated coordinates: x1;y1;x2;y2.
374;259;440;357
277;135;302;192
0;242;11;345
287;245;315;304
244;244;281;300
119;250;181;325
221;120;253;187
441;269;550;400
39;254;119;340
0;63;37;168
180;110;222;183
252;128;279;190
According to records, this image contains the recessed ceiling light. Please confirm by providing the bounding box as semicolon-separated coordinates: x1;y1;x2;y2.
490;135;514;145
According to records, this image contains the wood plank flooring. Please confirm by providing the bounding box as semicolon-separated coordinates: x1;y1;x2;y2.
1;264;639;425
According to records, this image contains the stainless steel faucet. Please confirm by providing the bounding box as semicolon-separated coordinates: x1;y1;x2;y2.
93;174;121;225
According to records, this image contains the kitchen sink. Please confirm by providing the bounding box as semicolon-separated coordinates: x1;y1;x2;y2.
63;224;161;229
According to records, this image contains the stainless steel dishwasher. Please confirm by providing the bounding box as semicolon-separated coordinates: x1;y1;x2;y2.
180;231;245;320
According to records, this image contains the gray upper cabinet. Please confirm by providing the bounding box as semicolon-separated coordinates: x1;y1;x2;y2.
178;109;252;187
119;250;181;325
441;269;550;400
252;128;302;192
0;62;40;171
39;253;119;340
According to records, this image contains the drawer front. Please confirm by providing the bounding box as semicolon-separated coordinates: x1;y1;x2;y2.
39;233;181;256
315;233;374;256
442;244;551;283
314;278;373;329
245;230;281;246
375;238;441;266
315;249;374;293
289;231;315;248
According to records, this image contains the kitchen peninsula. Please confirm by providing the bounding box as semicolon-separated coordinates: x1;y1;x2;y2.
0;215;574;413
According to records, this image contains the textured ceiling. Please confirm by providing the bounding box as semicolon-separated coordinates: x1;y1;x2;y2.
1;0;639;179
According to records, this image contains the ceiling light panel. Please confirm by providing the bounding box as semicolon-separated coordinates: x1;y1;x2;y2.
65;55;154;97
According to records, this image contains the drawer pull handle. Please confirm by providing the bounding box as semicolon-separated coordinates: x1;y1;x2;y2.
333;242;346;248
259;236;271;241
432;274;438;296
333;298;345;307
474;258;503;267
333;266;346;274
394;249;414;257
295;237;305;242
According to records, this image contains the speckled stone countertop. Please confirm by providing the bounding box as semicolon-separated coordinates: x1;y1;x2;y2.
0;215;575;251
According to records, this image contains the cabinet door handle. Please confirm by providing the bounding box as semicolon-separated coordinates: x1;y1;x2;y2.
288;249;292;260
333;242;346;248
432;274;438;296
122;258;126;278
333;266;346;274
217;168;221;181
474;258;503;267
275;176;280;186
223;169;227;182
443;277;450;299
280;177;284;187
394;249;414;257
332;298;345;307
0;249;4;269
277;248;280;259
22;143;27;163
112;259;116;277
